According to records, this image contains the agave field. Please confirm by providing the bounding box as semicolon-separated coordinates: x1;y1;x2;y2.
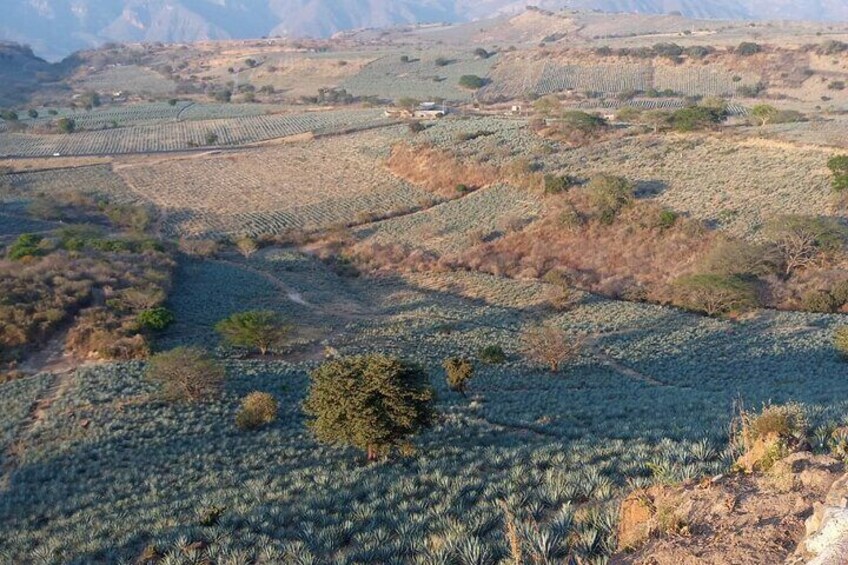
75;65;177;96
541;135;836;239
3;262;848;563
534;63;654;95
482;58;760;99
0;373;53;468
653;65;759;97
0;109;387;157
0;164;137;204
576;98;749;116
752;118;848;149
357;184;541;255
342;51;496;101
116;130;431;238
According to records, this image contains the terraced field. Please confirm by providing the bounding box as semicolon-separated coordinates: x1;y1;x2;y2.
74;65;177;96
3;260;848;563
343;51;496;101
0;109;387;157
115;130;432;238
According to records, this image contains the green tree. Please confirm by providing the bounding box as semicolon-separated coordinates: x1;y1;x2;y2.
146;347;225;402
672;274;758;316
443;357;473;395
27;109;38;119
671;105;725;132
834;326;848;359
215;310;289;355
459;75;486;90
751;104;779;127
828;155;848;192
57;117;76;134
303;355;435;460
204;131;219;145
586;174;634;223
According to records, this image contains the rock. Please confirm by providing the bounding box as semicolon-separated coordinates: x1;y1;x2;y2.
618;490;655;551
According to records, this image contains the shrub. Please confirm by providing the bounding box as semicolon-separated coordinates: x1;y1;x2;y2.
801;290;839;313
137;307;175;331
473;47;491;59
205;131;219;145
8;233;44;260
408;121;426;134
459;75;486;90
235;392;278;430
235;236;258;258
478;344;506;364
146;347;225;402
542;174;575;195
521;325;585;372
215;310;290;355
303;354;434;460
586;174;634;223
699;238;778;277
434;57;451;67
656;209;678;231
734;403;806;472
736;42;762;56
835;326;848;359
443;357;474;394
672;274;758;316
831;280;848;306
828;155;848;192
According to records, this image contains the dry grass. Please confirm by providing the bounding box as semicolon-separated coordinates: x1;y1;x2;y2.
385;143;500;198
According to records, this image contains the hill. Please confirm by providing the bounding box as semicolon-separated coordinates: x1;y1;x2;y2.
2;1;848;60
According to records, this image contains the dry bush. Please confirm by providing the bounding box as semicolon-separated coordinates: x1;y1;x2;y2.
235;391;278;430
178;238;219;258
386;143;499;198
733;403;807;472
349;241;442;274
235;236;259;258
453;195;715;300
521;325;586;372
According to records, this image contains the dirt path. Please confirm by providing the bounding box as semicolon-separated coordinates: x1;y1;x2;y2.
1;330;88;490
588;338;666;387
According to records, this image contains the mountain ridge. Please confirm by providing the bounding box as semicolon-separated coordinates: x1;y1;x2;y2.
2;0;847;61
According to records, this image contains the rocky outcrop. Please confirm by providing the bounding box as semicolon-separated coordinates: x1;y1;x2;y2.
613;453;844;565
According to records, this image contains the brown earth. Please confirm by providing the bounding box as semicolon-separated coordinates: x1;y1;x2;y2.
613;452;844;565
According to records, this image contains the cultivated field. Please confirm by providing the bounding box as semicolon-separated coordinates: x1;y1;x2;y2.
115;130;432;238
342;50;496;101
73;65;177;96
3;260;848;563
0;108;388;157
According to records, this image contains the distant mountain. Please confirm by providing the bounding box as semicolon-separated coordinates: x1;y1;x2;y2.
2;1;847;61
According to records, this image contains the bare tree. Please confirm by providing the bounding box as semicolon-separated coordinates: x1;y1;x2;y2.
521;325;586;372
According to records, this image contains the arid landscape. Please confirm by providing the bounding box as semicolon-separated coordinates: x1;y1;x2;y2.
2;4;848;564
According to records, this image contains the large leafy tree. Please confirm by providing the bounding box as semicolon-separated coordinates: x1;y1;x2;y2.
215;310;290;355
303;355;435;460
